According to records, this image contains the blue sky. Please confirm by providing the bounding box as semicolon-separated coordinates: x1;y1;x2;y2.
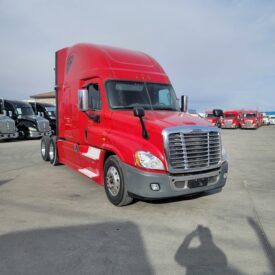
0;0;274;112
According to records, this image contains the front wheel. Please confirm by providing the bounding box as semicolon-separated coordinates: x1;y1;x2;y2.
104;156;133;206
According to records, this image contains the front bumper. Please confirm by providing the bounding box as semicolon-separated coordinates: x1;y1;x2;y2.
28;130;52;138
122;161;228;199
222;125;238;129
0;132;19;140
241;124;257;129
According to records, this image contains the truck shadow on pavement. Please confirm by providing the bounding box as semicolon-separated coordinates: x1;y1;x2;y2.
248;217;275;274
0;222;153;275
0;178;14;186
175;225;245;275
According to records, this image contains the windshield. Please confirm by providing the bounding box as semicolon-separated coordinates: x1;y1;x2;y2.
45;106;56;117
206;114;214;118
16;106;34;116
224;114;236;118
244;113;256;118
106;81;179;111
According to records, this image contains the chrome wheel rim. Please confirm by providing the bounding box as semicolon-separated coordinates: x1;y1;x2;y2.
106;166;120;196
41;141;46;157
49;143;54;161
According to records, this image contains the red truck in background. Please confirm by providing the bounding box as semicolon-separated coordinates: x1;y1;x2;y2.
222;110;242;129
205;111;217;126
40;43;228;206
258;112;263;126
240;110;261;129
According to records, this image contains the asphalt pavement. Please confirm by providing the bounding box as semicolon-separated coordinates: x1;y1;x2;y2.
0;126;275;275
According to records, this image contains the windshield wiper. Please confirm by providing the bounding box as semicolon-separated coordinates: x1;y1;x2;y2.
112;106;133;110
153;106;177;111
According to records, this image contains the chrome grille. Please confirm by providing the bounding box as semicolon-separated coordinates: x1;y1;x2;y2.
37;120;49;132
0;117;16;134
167;130;221;172
245;120;252;125
224;119;233;126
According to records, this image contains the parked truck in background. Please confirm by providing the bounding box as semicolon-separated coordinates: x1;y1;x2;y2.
222;110;242;129
41;43;228;206
258;112;263;127
3;100;52;139
269;115;275;125
205;111;217;126
0;99;18;140
262;113;270;125
30;102;56;135
240;110;260;129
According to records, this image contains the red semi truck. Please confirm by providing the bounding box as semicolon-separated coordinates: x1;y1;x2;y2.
205;111;217;126
240;110;260;129
222;110;242;129
41;43;228;206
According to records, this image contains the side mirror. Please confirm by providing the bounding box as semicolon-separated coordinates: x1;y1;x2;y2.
133;107;145;118
3;110;7;116
8;110;12;117
213;109;223;117
78;89;88;111
180;95;188;112
41;112;45;118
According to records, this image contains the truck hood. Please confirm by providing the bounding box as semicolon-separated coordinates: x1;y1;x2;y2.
18;115;48;123
111;110;211;133
108;110;217;167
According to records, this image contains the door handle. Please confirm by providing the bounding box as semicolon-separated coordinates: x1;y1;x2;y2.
84;128;88;142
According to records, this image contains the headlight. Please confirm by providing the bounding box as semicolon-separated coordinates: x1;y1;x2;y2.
135;151;164;170
28;126;37;132
222;145;227;161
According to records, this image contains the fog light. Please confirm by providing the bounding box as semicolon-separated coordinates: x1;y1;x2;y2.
150;183;160;191
223;173;228;179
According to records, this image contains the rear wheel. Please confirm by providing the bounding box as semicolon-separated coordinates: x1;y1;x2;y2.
41;136;50;161
49;136;59;166
104;155;133;206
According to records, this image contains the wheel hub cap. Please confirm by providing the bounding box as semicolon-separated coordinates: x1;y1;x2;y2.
106;166;120;196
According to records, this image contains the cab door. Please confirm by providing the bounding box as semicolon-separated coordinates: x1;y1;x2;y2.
78;78;108;180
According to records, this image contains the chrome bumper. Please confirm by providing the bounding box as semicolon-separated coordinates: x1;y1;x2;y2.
0;132;19;140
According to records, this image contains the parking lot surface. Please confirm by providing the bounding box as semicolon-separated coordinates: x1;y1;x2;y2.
0;127;275;275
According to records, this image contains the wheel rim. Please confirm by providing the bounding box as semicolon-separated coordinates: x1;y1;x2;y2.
106;166;120;196
41;141;46;157
49;143;54;161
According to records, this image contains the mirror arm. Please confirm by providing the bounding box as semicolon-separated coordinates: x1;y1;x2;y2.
85;112;100;123
139;117;149;139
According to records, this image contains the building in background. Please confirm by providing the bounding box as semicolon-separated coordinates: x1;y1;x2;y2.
30;91;55;104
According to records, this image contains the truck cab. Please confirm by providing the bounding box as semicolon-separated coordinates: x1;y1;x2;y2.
222;111;241;128
41;43;228;206
205;111;217;126
262;113;270;125
0;99;18;140
3;100;52;139
240;110;259;129
30;102;56;135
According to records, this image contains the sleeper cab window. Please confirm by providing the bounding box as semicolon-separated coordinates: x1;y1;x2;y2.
88;84;102;110
66;55;74;73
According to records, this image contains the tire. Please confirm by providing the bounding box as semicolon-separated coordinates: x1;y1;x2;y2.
49;136;60;166
104;155;133;206
18;129;26;140
41;136;50;161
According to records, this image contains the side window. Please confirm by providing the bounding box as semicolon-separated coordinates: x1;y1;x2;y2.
159;89;171;106
66;55;74;73
88;84;102;110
